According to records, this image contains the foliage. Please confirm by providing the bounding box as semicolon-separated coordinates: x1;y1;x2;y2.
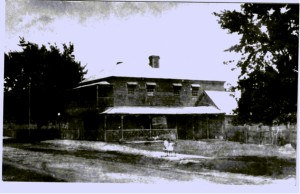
214;4;298;125
4;38;87;125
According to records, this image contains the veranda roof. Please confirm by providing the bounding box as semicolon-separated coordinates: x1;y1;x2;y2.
100;106;224;115
74;81;111;89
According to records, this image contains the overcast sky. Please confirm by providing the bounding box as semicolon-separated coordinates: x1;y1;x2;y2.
5;0;243;87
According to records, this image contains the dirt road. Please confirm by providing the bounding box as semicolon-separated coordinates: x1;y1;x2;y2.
2;141;296;185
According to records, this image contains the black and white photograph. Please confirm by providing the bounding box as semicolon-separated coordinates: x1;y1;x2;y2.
1;0;298;193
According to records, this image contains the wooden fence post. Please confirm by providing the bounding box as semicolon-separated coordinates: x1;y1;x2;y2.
149;115;152;138
121;115;124;140
104;116;107;142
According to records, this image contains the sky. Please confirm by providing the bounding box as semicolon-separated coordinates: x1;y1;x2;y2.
4;0;243;88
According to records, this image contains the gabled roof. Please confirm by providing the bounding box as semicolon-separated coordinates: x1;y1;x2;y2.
82;62;226;83
101;106;224;115
205;91;238;115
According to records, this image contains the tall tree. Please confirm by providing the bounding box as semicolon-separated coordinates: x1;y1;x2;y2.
214;3;298;125
4;38;87;125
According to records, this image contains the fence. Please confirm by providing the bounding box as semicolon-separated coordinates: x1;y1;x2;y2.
3;123;60;141
105;128;177;142
224;125;297;147
60;129;105;141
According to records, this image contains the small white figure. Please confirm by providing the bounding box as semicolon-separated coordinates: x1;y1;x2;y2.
163;139;175;157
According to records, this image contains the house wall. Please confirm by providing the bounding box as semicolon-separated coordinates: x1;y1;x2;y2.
103;77;225;107
71;77;225;109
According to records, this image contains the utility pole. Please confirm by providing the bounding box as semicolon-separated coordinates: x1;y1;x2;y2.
28;81;31;126
28;78;31;139
96;85;99;108
57;112;61;133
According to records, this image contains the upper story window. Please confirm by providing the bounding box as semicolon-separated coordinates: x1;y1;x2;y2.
173;83;182;96
98;86;113;97
96;81;113;97
146;82;156;96
127;82;137;94
191;84;200;96
128;85;135;94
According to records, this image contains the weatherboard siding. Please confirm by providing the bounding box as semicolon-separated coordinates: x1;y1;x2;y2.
104;77;225;107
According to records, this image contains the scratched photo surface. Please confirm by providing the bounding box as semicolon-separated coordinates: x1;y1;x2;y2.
2;0;298;193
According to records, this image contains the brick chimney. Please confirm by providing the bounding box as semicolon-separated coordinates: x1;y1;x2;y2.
149;55;160;68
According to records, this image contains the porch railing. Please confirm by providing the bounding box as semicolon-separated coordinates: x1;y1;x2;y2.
105;128;177;142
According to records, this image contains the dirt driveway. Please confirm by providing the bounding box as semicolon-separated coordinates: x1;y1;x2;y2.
2;139;296;185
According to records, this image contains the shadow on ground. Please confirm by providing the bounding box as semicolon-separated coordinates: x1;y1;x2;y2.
2;163;65;182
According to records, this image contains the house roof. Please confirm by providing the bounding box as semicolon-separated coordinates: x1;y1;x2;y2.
82;62;226;84
204;91;237;115
100;106;224;115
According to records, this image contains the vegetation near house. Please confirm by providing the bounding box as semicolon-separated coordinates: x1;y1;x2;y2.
214;4;298;125
4;38;87;126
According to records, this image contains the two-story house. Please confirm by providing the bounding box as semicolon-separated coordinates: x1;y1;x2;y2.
62;56;237;142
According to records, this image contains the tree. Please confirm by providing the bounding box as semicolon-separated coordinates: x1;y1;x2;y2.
214;3;298;125
4;38;87;125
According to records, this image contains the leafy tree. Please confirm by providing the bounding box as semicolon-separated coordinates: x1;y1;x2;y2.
214;3;298;125
4;38;87;125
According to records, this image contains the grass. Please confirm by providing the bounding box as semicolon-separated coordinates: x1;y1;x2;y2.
124;139;296;178
124;139;296;158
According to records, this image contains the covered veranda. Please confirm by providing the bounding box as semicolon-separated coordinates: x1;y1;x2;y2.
100;106;224;142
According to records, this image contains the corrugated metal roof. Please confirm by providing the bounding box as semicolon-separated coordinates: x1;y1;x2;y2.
81;62;226;83
205;91;237;115
100;106;224;115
